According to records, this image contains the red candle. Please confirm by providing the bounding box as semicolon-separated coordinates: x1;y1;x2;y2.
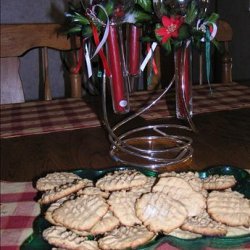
128;25;141;76
107;25;129;114
176;46;192;118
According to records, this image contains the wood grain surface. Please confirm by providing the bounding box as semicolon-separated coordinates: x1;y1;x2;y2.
0;24;79;57
1;108;250;181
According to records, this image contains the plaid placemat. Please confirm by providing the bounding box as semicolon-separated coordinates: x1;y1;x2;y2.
130;82;250;120
0;98;101;139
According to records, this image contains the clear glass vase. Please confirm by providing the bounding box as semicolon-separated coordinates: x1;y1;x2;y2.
174;44;193;119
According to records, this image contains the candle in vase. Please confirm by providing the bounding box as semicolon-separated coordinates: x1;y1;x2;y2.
128;24;141;76
107;25;129;114
175;46;192;119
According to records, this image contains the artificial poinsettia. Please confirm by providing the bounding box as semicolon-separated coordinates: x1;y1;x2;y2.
155;16;184;43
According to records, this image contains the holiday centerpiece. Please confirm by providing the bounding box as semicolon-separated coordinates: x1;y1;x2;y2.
64;0;218;117
63;0;219;169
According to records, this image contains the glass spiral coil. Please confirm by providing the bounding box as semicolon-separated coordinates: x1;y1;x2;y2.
102;74;194;170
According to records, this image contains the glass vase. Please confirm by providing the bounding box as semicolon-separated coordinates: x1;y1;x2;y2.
174;44;193;119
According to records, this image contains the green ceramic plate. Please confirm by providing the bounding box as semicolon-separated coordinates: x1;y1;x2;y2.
21;165;250;250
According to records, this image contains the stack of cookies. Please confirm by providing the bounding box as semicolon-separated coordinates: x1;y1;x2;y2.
35;169;250;250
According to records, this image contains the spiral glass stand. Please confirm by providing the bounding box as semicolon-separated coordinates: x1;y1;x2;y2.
102;73;194;171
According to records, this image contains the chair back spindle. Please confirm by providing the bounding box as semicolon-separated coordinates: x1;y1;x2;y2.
216;20;233;83
41;47;52;101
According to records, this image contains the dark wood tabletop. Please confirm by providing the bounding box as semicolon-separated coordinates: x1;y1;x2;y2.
1;106;250;181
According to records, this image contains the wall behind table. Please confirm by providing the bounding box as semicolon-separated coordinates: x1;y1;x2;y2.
1;0;71;100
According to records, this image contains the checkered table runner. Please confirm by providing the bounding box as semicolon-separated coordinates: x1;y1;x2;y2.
1;178;250;250
130;82;250;120
1;83;250;139
0;98;101;139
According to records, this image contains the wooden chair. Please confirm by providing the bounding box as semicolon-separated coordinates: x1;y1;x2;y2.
0;24;101;139
215;19;233;83
0;23;82;104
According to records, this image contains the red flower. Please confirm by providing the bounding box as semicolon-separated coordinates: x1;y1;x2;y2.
156;16;184;43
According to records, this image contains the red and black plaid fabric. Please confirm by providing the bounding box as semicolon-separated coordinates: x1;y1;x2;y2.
1;83;250;139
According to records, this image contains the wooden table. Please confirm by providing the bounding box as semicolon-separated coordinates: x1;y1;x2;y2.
187;107;250;170
1;83;250;181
